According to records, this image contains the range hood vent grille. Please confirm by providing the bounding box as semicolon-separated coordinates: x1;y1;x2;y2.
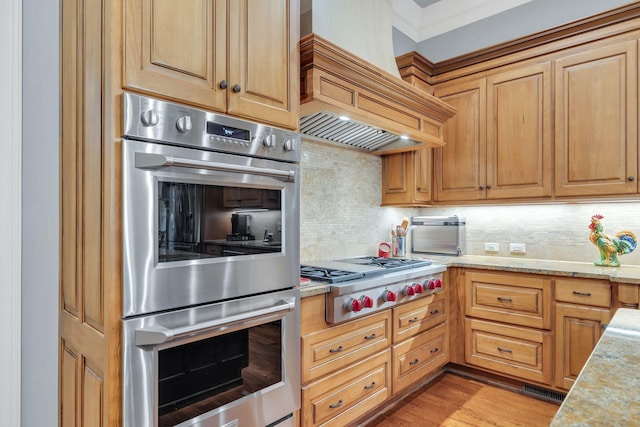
300;112;399;151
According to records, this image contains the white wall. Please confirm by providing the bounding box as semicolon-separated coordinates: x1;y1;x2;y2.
22;0;59;425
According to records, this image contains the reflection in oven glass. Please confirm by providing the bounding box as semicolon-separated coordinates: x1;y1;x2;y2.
157;321;283;427
158;182;283;262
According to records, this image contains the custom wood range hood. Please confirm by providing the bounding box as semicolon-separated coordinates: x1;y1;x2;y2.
300;35;456;155
299;1;456;155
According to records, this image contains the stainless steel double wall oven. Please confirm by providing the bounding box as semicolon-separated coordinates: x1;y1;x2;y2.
121;93;301;427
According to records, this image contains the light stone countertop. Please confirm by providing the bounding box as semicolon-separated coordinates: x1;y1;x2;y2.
299;254;640;298
550;308;640;426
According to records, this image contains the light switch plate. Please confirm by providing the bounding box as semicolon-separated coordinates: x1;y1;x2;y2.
510;243;526;254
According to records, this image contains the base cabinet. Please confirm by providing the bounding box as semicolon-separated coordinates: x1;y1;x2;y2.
300;291;448;426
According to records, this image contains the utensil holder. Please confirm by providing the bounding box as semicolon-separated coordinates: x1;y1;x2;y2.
392;236;405;257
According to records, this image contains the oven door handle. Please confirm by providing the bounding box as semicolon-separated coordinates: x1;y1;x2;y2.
135;152;296;182
134;298;295;346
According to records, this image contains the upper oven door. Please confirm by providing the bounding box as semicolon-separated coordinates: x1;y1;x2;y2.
122;139;300;317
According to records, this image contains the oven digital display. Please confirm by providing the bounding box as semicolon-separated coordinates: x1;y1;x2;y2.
206;122;251;141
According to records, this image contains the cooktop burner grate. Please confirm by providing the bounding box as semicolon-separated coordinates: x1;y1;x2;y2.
339;256;432;270
300;266;365;284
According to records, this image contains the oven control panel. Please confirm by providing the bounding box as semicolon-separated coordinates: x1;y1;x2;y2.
326;272;444;324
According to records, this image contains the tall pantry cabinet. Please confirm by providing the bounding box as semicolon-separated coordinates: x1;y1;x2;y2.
59;1;299;425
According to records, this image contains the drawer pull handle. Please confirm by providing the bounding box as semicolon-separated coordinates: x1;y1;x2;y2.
497;297;512;302
430;347;439;354
409;317;420;323
329;400;343;409
364;333;377;340
409;358;420;365
364;381;377;390
430;309;440;315
329;346;344;353
573;291;592;297
497;347;513;353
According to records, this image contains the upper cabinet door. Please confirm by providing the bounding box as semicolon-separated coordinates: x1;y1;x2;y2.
227;0;299;129
124;0;227;112
486;63;552;199
433;78;487;202
554;41;638;197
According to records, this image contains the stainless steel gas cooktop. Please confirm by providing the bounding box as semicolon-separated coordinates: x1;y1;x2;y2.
300;256;446;323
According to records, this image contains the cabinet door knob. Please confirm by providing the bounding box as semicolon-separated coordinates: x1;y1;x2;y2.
479;186;484;190
232;84;241;93
486;184;492;190
628;176;635;182
219;80;228;89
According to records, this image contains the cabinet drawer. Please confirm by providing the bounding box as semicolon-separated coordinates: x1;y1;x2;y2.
302;311;391;383
466;271;552;329
393;292;446;343
465;318;552;384
393;322;447;394
301;350;391;427
555;279;611;308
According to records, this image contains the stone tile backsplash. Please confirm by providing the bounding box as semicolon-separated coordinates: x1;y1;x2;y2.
300;139;640;266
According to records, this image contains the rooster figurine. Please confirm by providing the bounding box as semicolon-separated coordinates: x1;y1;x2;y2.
589;214;637;267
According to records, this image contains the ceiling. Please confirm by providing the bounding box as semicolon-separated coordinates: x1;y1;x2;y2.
394;0;534;42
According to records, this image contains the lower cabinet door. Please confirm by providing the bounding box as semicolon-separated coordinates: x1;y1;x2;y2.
465;318;552;385
301;350;391;427
392;322;448;393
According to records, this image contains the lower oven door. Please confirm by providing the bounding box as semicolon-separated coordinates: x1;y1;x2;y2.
122;289;300;427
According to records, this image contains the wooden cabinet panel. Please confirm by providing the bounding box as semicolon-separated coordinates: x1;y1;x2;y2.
301;350;391;427
124;0;227;111
465;318;552;384
554;302;611;390
124;0;298;129
554;41;638;196
301;310;391;384
392;323;447;393
465;271;552;329
434;78;487;201
555;278;611;308
486;63;552;199
227;0;298;128
381;149;431;207
392;292;445;343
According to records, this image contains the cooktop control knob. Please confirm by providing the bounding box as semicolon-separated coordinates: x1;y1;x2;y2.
414;283;425;294
360;295;374;309
382;290;397;302
403;284;416;296
434;278;443;289
140;109;159;126
176;115;192;133
427;279;437;290
347;298;363;312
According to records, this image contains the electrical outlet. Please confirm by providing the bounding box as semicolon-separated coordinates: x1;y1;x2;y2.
484;242;499;252
510;243;526;254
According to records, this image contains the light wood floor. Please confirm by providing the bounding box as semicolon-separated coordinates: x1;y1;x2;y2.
365;373;560;427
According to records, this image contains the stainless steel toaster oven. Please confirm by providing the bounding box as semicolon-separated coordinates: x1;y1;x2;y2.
411;215;466;256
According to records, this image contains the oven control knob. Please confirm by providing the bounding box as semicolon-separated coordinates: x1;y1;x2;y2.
347;298;363;312
414;283;425;294
176;115;193;133
283;139;295;152
434;278;443;289
140;109;159;126
262;134;277;148
427;279;437;290
360;295;374;309
403;285;416;296
382;290;397;302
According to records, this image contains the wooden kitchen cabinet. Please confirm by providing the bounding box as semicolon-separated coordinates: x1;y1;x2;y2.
554;278;612;390
301;350;391;427
381;148;431;206
124;0;299;129
462;270;553;385
554;40;638;197
433;63;551;202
